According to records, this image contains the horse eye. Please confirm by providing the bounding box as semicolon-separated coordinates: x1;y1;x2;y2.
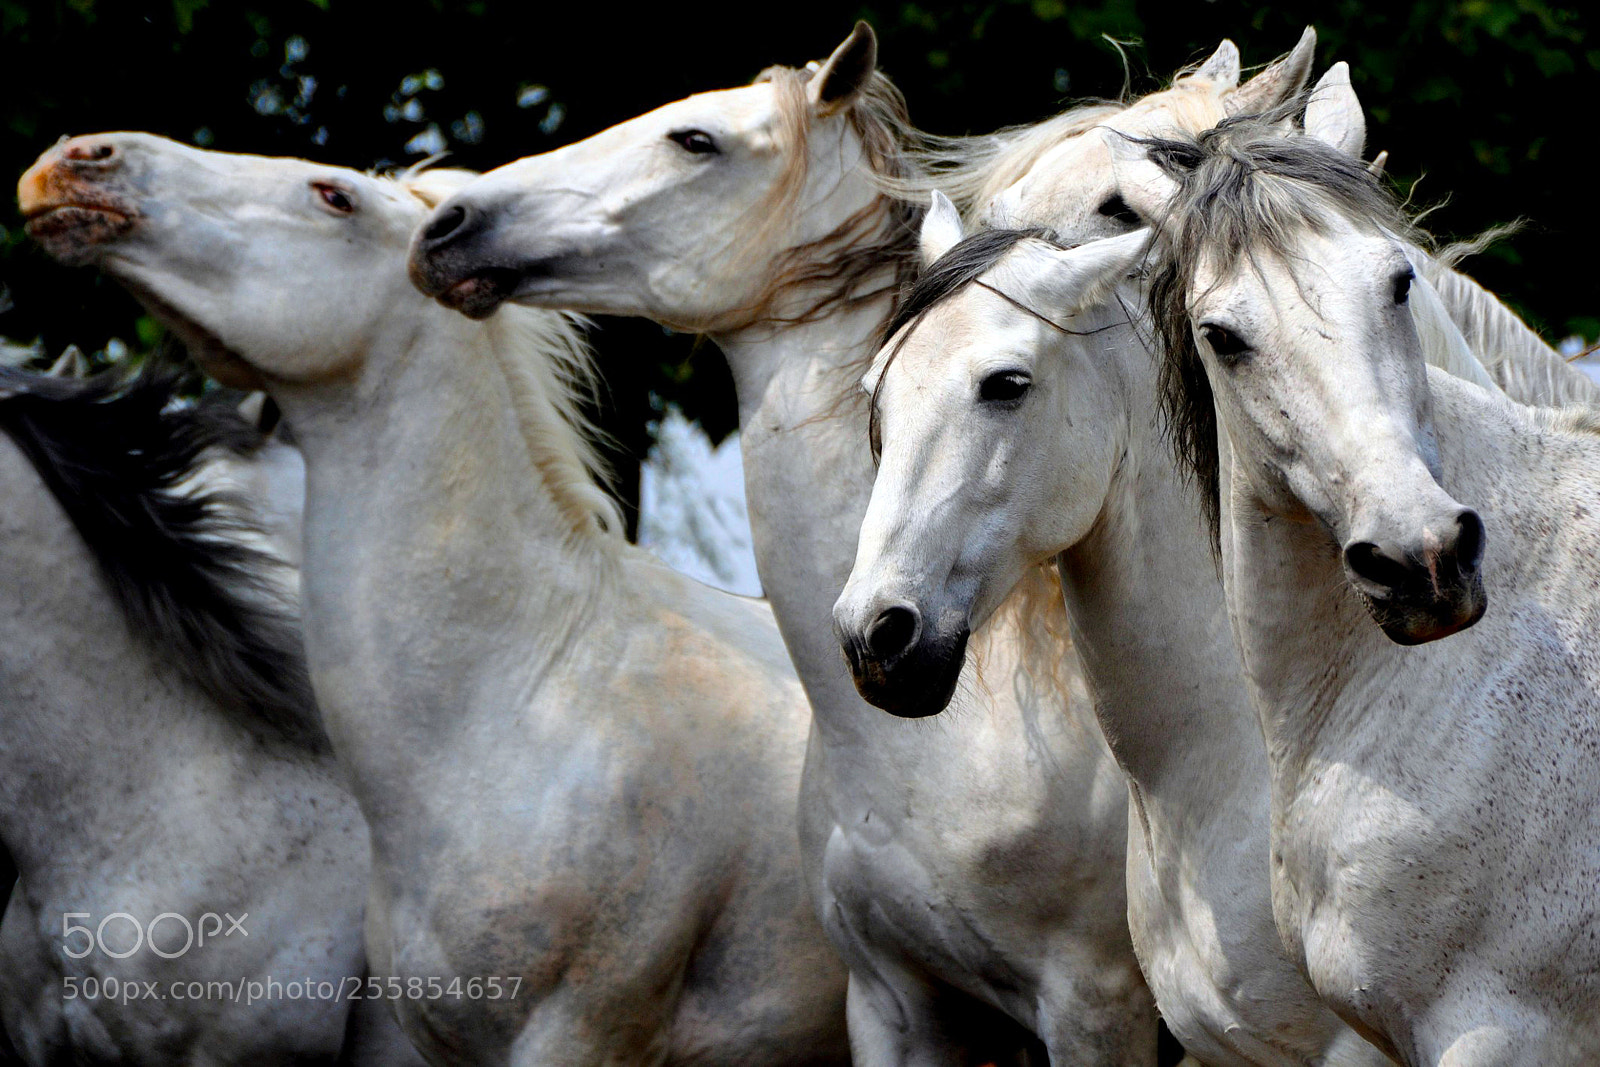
1199;323;1249;361
1392;268;1413;305
667;129;719;156
1097;194;1140;225
978;370;1032;404
313;183;355;215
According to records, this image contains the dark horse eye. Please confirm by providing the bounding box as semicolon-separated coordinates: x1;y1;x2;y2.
1096;194;1140;226
313;182;355;214
979;370;1032;404
1392;268;1414;305
667;129;719;155
1199;323;1249;362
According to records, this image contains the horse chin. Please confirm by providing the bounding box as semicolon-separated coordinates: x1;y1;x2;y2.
1360;575;1488;646
847;629;970;719
436;270;518;320
23;204;137;267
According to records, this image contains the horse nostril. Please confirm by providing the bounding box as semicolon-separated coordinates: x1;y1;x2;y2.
63;140;116;164
423;204;469;244
1344;541;1412;593
1454;509;1486;572
865;605;919;660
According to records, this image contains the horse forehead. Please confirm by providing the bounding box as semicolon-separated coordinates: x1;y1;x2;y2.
639;82;782;138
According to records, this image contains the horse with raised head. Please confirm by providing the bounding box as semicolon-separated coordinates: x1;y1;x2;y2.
1105;109;1600;1064
21;132;851;1066
0;355;420;1065
409;22;1172;1064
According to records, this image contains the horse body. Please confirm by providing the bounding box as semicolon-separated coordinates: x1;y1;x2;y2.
834;204;1392;1065
1111;116;1600;1063
22;132;850;1066
411;25;1154;1064
1220;372;1600;1064
0;372;415;1065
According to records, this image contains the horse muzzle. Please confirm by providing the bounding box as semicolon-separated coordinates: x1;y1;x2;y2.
19;135;140;266
1342;507;1488;644
834;597;970;718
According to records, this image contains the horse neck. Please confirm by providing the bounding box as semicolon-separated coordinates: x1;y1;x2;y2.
712;296;892;746
273;312;616;786
1211;369;1564;780
0;436;255;874
1055;323;1261;796
1418;254;1600;407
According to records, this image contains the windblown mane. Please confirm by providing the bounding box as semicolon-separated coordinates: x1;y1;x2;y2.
0;359;320;741
887;66;1236;223
479;306;627;545
738;65;925;329
1136;107;1430;548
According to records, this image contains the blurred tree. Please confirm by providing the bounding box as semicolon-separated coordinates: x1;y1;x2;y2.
2;0;1593;527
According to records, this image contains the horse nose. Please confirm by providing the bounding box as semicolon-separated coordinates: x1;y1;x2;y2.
419;202;477;249
59;136;120;167
1343;507;1485;598
865;604;921;661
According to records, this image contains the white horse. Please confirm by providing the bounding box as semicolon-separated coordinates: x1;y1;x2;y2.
410;23;1161;1064
943;31;1597;409
22;131;852;1066
0;358;419;1064
1107;113;1600;1063
833;187;1396;1065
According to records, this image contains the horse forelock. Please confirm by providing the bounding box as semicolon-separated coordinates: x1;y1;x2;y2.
1138;104;1422;553
867;226;1055;462
0;358;323;745
480;307;627;547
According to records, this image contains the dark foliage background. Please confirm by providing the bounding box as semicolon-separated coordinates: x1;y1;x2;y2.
2;0;1593;527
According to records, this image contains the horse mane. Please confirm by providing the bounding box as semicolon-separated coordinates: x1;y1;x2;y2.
1415;253;1600;408
735;64;924;330
0;358;321;744
479;307;627;546
888;67;1236;223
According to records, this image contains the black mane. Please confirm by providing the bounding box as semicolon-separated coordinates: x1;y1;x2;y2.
0;358;320;745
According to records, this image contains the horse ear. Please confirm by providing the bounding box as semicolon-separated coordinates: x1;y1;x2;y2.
1224;25;1316;116
1304;61;1366;158
919;191;965;268
1193;39;1241;89
808;21;878;116
1102;133;1181;232
1034;229;1151;315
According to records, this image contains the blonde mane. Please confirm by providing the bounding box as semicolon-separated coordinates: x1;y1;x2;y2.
724;64;923;331
888;71;1234;223
399;172;626;548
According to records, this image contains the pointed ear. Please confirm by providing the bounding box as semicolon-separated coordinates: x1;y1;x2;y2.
1224;25;1316;116
1193;39;1241;89
993;229;1150;321
1304;61;1365;158
808;21;877;116
1103;132;1181;232
919;191;965;268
